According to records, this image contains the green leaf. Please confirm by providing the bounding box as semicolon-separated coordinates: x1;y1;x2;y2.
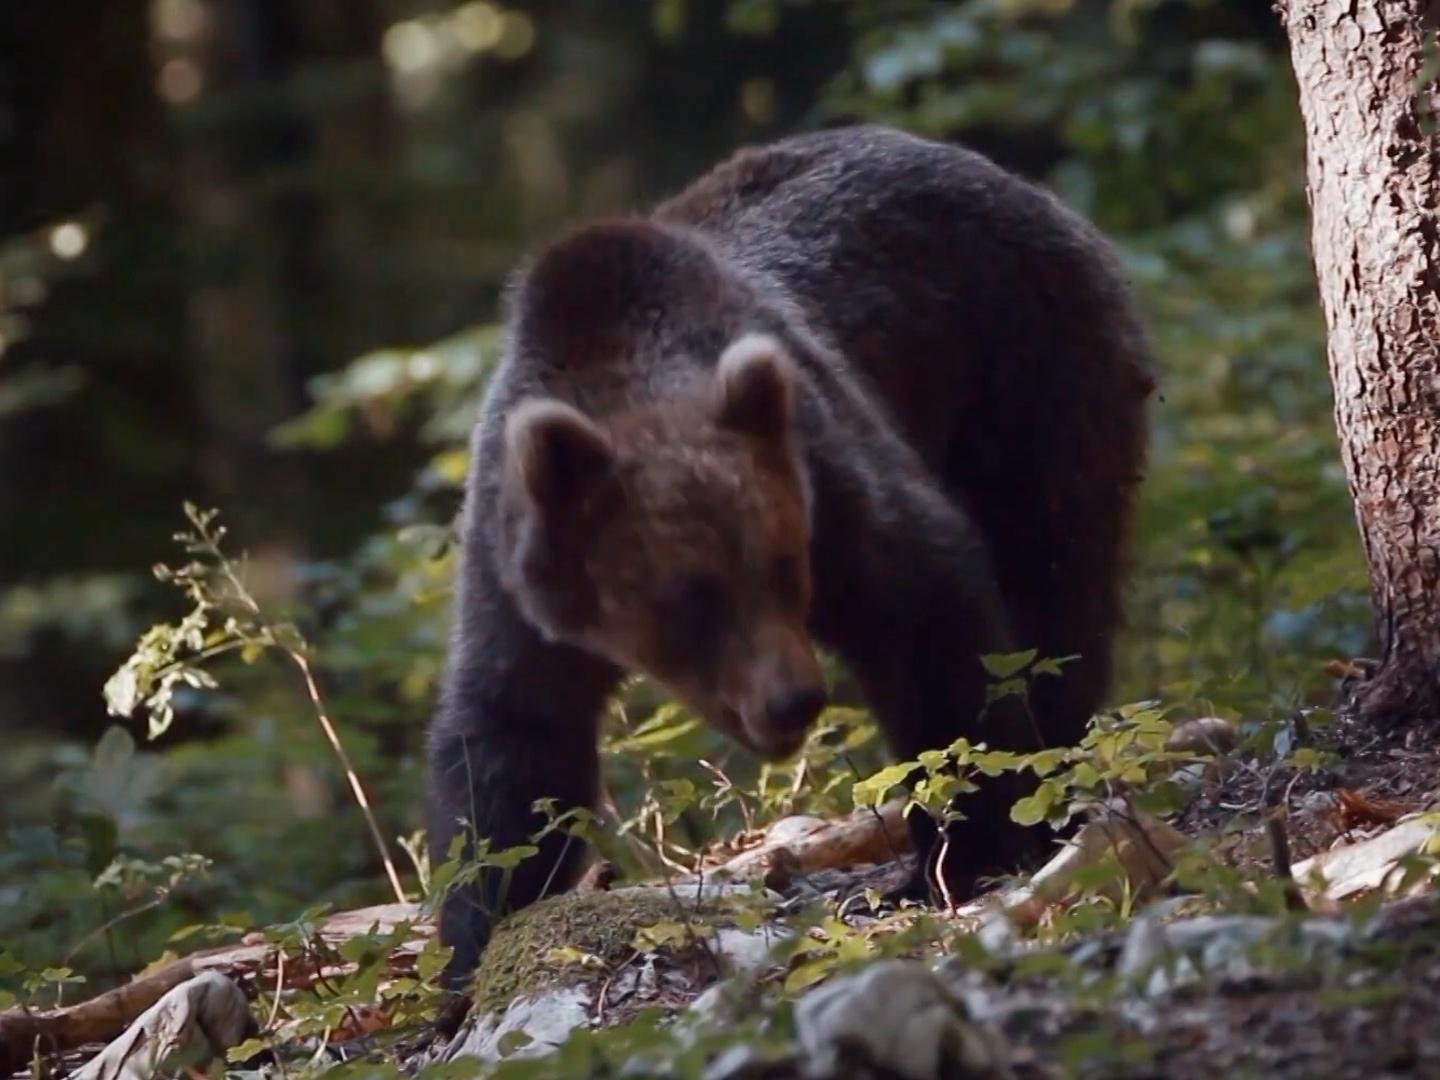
971;750;1020;775
1010;783;1058;826
1133;780;1189;816
986;678;1027;702
483;844;539;871
852;762;916;807
981;649;1037;679
632;920;692;952
784;956;837;993
626;716;701;750
546;946;607;970
0;951;23;978
40;967;85;986
417;937;452;983
1032;655;1079;677
227;1038;271;1064
1024;748;1069;777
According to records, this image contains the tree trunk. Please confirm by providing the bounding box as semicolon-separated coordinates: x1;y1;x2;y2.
1282;0;1440;725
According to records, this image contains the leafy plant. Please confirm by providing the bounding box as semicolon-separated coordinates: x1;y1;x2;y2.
104;504;407;903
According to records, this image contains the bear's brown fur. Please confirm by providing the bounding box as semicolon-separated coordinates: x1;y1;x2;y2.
428;125;1152;981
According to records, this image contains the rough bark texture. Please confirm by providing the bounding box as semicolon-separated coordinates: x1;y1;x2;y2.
1282;0;1440;724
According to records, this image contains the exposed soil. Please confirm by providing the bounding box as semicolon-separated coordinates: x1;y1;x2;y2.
1177;709;1440;864
1101;711;1440;1079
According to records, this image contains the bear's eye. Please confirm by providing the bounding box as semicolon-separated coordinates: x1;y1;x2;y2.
772;554;805;605
658;574;730;642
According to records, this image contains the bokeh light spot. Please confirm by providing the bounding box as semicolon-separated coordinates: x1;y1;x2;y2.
493;12;535;60
408;352;439;380
383;20;441;73
453;2;502;52
157;58;204;103
49;223;89;260
153;0;206;41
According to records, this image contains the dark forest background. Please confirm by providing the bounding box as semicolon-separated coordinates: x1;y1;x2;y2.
1;0;1366;981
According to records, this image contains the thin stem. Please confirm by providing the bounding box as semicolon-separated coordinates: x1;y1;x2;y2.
538;832;578;900
843;752;907;869
64;892;168;966
933;833;959;915
289;652;407;904
150;639;248;681
266;949;287;1032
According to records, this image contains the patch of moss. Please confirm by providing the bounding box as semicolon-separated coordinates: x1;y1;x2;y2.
470;888;730;1014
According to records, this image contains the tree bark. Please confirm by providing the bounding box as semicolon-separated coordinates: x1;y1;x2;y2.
1282;0;1440;724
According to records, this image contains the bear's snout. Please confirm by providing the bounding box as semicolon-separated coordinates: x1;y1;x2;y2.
733;627;827;757
765;684;827;735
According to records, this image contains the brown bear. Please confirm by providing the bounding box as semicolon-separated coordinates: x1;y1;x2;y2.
427;125;1152;981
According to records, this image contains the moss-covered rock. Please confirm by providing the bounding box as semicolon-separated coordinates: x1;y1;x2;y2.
470;887;734;1014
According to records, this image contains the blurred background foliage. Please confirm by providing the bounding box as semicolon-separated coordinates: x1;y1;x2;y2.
0;0;1365;988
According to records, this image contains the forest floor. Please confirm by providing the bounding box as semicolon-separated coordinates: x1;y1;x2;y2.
1180;709;1440;871
12;712;1440;1080
1065;712;1440;1079
406;709;1440;1079
1129;895;1440;1078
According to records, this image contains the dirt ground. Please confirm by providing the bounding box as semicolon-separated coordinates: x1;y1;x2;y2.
1096;712;1440;1079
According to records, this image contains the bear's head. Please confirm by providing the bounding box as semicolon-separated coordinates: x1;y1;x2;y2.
497;333;827;759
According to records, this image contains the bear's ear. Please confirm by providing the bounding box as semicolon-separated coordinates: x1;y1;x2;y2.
714;333;794;441
504;399;615;512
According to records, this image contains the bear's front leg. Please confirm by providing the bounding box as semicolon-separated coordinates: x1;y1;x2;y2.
855;600;1053;905
426;579;619;985
811;482;1052;905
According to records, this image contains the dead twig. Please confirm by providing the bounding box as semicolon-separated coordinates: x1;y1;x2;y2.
291;653;406;905
1263;779;1308;912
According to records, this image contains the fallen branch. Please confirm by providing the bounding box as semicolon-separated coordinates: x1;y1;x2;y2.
0;903;427;1075
959;801;1190;927
1293;813;1440;901
711;799;913;881
1;958;201;1076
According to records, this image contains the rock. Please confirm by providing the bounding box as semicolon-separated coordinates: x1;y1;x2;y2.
447;881;794;1068
975;910;1023;957
1116;913;1172;982
468;882;777;1016
713;924;792;975
792;960;1014;1079
1166;717;1239;793
445;985;592;1064
1165;717;1239;756
74;972;253;1080
1116;913;1352;996
701;1042;800;1080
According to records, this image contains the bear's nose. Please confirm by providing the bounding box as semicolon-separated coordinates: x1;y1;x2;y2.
765;685;827;734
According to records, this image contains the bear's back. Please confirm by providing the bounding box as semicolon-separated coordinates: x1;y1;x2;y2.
656;125;1143;471
654;125;1027;248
